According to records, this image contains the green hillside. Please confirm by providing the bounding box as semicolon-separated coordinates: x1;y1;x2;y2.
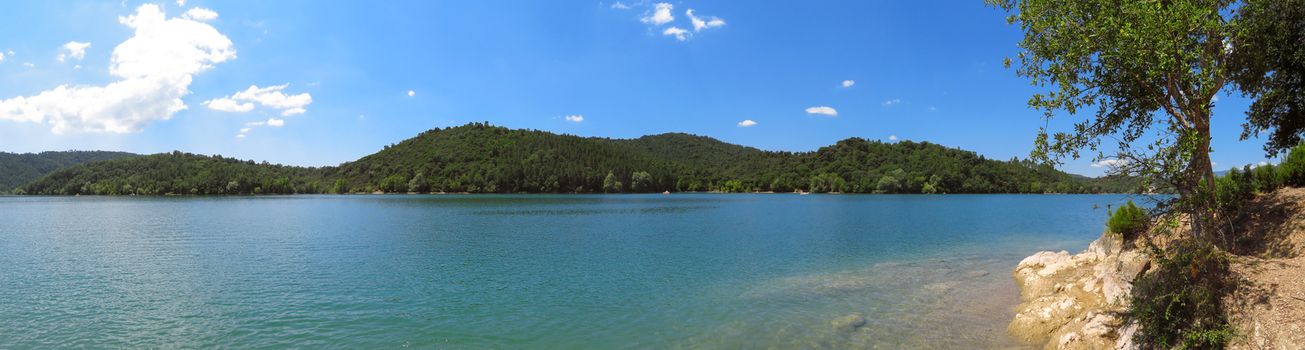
16;123;1143;195
19;152;331;195
0;151;137;193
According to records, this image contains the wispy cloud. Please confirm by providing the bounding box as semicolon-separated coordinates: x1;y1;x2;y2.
235;117;285;138
841;80;855;88
737;119;757;127
564;114;584;123
181;7;218;21
881;99;901;106
56;41;90;62
205;84;312;116
888;135;898;141
805;106;838;117
663;27;689;41
1090;159;1128;168
686;9;725;31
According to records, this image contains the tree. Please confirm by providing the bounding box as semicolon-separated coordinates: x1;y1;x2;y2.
408;173;430;193
630;171;653;192
330;179;350;194
379;174;408;193
602;171;622;193
986;0;1289;237
1230;0;1305;156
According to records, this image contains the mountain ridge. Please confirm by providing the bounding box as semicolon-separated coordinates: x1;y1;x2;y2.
15;123;1143;195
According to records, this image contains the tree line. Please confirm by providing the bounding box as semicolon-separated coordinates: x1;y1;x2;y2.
15;123;1145;196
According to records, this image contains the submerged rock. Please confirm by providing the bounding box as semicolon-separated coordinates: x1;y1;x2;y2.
831;314;867;331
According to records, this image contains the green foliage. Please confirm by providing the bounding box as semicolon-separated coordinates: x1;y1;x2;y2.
602;171;622;193
14;123;1148;195
720;179;746;193
1128;239;1235;349
408;173;430;193
0;151;136;193
630;171;653;192
379;174;408;193
1106;200;1149;240
1230;0;1305;156
1281;143;1305;187
20;152;328;195
329;179;350;194
330;123;1134;194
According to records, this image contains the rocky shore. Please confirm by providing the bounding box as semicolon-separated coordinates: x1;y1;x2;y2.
1008;187;1305;349
1008;231;1148;349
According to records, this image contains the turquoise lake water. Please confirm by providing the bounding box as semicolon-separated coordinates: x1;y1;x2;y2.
0;194;1139;348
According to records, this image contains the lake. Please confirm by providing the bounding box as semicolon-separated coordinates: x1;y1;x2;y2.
0;194;1137;348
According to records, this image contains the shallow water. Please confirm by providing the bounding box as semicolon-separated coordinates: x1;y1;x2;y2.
0;194;1136;348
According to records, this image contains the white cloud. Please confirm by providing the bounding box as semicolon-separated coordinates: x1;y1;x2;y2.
182;8;218;21
281;107;306;116
407;90;416;97
0;4;235;134
641;3;674;25
888;135;898;141
1091;159;1128;168
686;9;725;31
176;0;185;6
737;119;757;127
56;41;91;62
0;52;5;63
564;114;584;123
204;97;254;112
236;117;285;138
205;84;312;116
928;106;937;112
841;80;855;88
805;106;838;117
610;2;631;9
663;27;689;41
881;98;902;106
22;62;35;68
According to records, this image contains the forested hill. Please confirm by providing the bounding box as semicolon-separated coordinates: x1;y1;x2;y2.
0;151;137;193
16;123;1142;195
19;152;332;195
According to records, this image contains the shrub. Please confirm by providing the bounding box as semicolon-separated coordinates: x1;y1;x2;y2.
1107;200;1149;239
1252;163;1281;193
1281;143;1305;187
1216;168;1256;215
1128;239;1236;349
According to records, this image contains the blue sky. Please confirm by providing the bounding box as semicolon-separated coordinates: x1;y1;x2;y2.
0;1;1282;176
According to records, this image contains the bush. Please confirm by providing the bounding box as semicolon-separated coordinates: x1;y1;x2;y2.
1128;239;1236;349
1216;168;1256;215
1282;143;1305;187
1252;163;1282;193
1107;200;1149;239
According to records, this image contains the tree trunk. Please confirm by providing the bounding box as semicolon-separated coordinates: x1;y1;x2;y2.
1187;111;1217;239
